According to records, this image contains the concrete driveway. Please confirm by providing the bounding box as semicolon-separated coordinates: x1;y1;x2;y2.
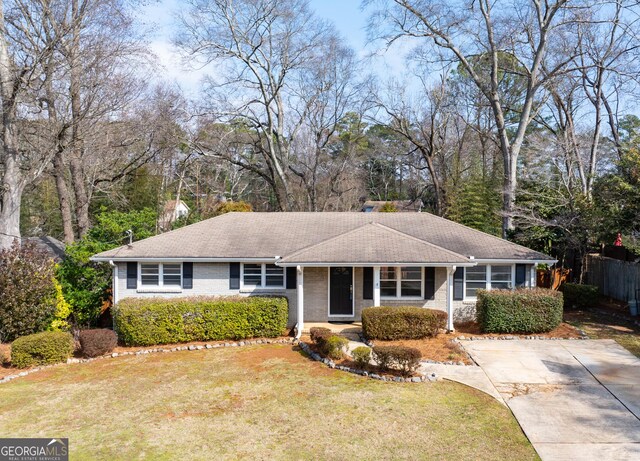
462;339;640;461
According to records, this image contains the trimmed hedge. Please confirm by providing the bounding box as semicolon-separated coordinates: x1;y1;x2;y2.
476;289;563;334
362;306;447;340
372;345;421;376
561;283;598;310
11;331;74;368
79;329;118;357
113;296;288;346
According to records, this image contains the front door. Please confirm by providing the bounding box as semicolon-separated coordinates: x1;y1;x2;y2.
329;267;353;316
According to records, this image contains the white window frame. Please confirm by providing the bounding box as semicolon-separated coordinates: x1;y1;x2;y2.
137;262;183;289
380;266;424;300
240;263;286;290
463;264;515;301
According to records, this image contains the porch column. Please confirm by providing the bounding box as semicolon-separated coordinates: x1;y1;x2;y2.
296;265;304;339
373;266;381;307
530;265;537;288
446;266;455;332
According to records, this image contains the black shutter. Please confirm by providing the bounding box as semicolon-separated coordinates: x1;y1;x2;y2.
183;262;193;289
286;267;297;289
363;267;373;300
424;267;435;300
453;267;464;300
126;262;137;289
229;262;240;289
515;264;526;288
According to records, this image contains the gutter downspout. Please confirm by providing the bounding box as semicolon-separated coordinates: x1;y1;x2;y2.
447;265;456;332
295;265;304;339
109;260;118;305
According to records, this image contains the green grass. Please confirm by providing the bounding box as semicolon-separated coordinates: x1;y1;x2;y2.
567;311;640;358
0;345;538;460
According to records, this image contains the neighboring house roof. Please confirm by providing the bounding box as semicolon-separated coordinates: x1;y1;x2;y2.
361;200;422;212
92;212;554;263
23;236;66;262
162;200;190;213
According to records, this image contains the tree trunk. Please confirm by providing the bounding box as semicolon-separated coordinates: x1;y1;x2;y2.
0;0;22;249
69;0;90;237
0;151;24;249
52;150;75;243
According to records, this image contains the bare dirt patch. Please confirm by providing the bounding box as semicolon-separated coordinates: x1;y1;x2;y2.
454;321;582;338
371;335;471;364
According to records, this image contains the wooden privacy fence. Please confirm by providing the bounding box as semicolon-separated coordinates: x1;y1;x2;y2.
537;268;571;290
584;254;640;302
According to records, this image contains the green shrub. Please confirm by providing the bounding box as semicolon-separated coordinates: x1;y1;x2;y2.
372;345;422;376
476;289;563;334
79;329;118;357
362;306;447;340
310;327;332;343
352;346;372;367
11;331;75;368
561;283;598;310
324;335;349;360
113;296;288;346
0;241;57;342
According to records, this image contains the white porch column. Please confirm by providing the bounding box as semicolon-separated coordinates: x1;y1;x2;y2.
296;265;304;339
530;265;537;288
446;266;456;332
373;266;381;307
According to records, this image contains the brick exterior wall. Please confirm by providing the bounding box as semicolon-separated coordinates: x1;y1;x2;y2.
114;263;477;327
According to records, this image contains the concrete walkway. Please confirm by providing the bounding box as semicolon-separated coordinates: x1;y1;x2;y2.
463;339;640;461
418;362;505;404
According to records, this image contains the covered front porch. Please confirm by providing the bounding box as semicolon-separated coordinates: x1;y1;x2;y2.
289;265;463;338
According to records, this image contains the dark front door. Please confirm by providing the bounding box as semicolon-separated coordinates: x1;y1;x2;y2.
330;267;353;316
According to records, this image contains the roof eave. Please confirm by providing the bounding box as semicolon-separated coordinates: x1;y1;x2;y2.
276;261;476;267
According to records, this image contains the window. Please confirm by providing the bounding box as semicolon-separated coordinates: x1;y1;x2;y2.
141;264;159;286
163;263;182;286
464;264;515;298
491;265;512;290
380;267;397;297
465;265;487;298
380;266;423;298
242;263;285;289
139;263;182;288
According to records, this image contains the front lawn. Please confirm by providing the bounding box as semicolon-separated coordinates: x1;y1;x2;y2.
0;345;538;460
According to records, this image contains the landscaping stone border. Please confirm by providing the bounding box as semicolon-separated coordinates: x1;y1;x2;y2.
297;340;435;383
0;337;295;385
455;331;590;341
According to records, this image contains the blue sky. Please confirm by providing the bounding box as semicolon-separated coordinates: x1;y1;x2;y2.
139;0;410;94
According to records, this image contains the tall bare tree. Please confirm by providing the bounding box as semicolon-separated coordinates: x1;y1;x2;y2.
178;0;340;210
367;0;581;237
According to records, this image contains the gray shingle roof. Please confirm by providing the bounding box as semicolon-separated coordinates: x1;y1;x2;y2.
278;223;471;265
91;212;553;263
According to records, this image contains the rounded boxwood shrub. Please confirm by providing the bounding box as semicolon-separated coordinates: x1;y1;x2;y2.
561;283;598;310
362;306;447;340
476;289;563;334
372;345;421;376
11;331;75;368
351;346;371;367
324;335;349;359
113;296;288;346
79;329;118;357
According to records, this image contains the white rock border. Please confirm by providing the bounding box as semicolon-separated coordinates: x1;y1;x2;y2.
0;337;296;385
